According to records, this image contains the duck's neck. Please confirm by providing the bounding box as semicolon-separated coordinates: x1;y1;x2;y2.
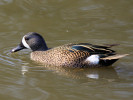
38;44;48;51
32;41;48;51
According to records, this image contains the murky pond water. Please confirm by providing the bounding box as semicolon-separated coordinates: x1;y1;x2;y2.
0;0;133;100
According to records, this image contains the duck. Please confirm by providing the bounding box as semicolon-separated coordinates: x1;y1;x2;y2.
11;32;128;68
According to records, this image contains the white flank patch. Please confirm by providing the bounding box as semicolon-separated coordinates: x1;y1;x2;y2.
85;55;100;65
22;36;31;49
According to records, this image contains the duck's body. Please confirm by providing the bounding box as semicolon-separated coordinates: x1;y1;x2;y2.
31;43;91;67
11;32;128;68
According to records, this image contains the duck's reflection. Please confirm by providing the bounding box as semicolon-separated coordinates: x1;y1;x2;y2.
22;63;118;80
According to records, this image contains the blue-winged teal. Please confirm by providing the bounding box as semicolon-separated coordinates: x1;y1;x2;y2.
11;32;128;67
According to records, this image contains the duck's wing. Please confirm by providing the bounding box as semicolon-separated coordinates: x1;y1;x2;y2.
77;43;119;48
70;43;116;54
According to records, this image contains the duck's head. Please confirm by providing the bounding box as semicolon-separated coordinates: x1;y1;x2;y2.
11;32;48;53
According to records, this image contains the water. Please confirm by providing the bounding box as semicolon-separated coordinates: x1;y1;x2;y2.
0;0;133;100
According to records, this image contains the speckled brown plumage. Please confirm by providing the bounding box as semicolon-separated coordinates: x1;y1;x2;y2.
31;44;91;67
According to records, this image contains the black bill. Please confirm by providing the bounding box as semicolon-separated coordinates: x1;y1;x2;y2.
10;42;26;53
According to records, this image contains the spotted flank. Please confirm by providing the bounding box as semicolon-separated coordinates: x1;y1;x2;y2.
11;32;129;68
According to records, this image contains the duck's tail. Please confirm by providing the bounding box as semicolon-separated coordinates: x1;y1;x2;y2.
99;54;129;66
84;54;129;67
100;54;129;60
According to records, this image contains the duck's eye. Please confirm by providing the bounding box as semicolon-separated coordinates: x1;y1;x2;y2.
25;37;30;41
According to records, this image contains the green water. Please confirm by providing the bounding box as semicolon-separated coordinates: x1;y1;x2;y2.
0;0;133;100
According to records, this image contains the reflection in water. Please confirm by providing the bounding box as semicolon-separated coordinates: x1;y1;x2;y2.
21;65;29;75
86;73;99;79
24;64;118;81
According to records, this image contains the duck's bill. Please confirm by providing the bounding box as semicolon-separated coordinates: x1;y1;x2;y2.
11;43;26;53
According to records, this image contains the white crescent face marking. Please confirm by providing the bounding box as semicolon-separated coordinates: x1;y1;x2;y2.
22;36;31;49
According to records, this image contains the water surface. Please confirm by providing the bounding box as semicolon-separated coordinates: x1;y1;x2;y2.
0;0;133;100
